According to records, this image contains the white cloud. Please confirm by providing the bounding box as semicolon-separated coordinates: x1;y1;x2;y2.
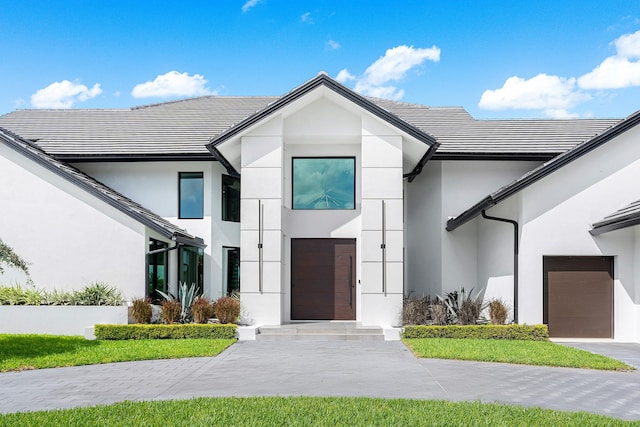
578;30;640;89
327;40;341;50
613;29;640;58
31;80;102;108
301;12;313;24
242;0;261;13
339;45;440;100
478;74;590;118
131;71;214;98
335;69;355;83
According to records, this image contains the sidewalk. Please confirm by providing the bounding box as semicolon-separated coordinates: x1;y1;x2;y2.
1;340;639;420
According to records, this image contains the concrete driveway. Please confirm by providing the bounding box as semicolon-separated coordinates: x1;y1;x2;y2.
559;342;640;369
0;340;639;420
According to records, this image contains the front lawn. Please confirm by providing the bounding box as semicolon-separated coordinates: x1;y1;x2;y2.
0;334;235;372
403;338;633;371
0;397;636;426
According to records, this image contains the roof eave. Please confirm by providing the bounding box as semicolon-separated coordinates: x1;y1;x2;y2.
446;109;640;231
446;196;496;231
590;215;640;236
0;127;206;249
206;74;437;170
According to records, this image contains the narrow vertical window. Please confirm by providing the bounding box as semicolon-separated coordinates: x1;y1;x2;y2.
147;239;168;302
222;175;240;222
179;172;204;219
223;247;240;295
179;246;204;294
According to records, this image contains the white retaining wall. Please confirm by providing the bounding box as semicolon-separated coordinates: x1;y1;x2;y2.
0;306;128;336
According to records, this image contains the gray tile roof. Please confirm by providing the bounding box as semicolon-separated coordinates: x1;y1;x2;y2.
0;127;205;247
590;200;640;235
447;109;640;231
371;99;620;157
0;95;620;160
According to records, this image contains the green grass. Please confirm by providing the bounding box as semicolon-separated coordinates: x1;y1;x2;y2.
0;334;235;372
0;397;636;426
403;338;634;371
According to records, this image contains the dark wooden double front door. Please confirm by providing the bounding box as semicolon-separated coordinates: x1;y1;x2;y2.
291;239;356;320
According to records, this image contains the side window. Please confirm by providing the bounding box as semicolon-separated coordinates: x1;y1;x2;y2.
179;172;204;219
222;175;240;222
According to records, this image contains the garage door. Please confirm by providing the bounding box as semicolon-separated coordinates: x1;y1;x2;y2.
543;256;613;338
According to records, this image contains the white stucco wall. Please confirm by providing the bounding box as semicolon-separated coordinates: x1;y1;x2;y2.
75;161;239;299
476;124;640;341
0;144;148;300
234;93;406;326
405;160;541;300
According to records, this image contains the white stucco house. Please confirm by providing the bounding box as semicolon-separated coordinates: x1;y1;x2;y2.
1;73;638;341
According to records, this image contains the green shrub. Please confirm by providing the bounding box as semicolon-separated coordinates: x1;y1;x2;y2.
0;283;125;306
0;285;43;305
489;298;509;325
94;323;237;340
215;296;240;324
41;289;74;305
192;297;215;324
73;282;124;306
131;298;153;324
402;324;549;340
161;300;181;324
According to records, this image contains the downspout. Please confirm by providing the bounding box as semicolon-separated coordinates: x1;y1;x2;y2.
481;210;519;324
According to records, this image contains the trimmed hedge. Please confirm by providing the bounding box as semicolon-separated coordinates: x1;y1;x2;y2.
95;323;237;340
402;324;549;341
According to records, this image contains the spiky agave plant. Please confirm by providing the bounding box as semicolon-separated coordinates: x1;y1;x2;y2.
157;282;199;323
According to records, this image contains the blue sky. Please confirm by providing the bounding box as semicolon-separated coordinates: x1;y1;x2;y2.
1;1;639;119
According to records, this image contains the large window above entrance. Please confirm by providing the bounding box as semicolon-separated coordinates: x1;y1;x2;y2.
292;157;355;210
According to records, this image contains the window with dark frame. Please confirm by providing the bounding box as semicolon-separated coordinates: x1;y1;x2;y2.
179;246;204;295
222;175;240;222
292;157;355;210
179;172;204;219
147;239;168;302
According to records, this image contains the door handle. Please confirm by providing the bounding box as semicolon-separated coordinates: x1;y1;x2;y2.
348;255;353;307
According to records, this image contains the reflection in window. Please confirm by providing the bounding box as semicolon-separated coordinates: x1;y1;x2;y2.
292;158;355;210
223;247;240;295
147;239;168;302
222;175;240;222
179;172;204;219
179;246;204;294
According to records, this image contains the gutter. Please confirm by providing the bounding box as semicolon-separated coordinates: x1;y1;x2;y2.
447;109;640;232
481;210;519;324
208;144;240;177
404;141;440;182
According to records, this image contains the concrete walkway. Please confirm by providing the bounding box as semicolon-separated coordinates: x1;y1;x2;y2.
1;341;639;420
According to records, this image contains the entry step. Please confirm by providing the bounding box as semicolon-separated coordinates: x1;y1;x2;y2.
257;322;385;341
